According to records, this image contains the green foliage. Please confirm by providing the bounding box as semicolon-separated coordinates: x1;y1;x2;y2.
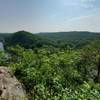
6;31;43;48
6;45;83;99
5;31;55;49
37;31;100;48
1;39;100;99
78;41;100;82
1;31;100;49
4;45;91;99
0;51;7;66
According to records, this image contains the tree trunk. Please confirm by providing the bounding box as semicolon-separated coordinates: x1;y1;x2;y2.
97;57;100;78
95;57;100;82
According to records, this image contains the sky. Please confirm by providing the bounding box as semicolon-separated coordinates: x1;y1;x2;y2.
0;0;100;33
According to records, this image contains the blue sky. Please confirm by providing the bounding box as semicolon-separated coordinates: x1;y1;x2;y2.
0;0;100;33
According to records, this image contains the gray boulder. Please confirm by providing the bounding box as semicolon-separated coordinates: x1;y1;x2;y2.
0;66;28;100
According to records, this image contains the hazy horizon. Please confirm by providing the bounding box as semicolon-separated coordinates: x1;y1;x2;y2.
0;30;100;34
0;0;100;33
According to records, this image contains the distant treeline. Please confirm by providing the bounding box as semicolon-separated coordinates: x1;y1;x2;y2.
0;31;100;49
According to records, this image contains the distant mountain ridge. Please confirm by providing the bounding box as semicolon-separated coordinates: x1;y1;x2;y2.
37;31;100;41
0;31;100;48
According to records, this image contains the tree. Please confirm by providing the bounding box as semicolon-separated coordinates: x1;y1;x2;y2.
81;41;100;82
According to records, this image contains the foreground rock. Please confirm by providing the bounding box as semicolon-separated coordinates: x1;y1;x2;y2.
0;66;28;100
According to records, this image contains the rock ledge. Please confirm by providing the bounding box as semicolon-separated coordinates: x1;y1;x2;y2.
0;66;27;100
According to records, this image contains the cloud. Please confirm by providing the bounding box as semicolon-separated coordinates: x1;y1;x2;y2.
50;14;57;19
82;3;94;8
81;0;95;3
66;14;92;23
63;2;79;6
61;0;80;7
81;0;96;8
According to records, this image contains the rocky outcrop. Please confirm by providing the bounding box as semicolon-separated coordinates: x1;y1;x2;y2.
0;66;28;100
0;42;4;51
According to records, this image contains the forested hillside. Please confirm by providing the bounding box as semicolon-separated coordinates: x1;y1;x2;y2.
38;31;100;47
0;31;100;99
0;31;100;48
0;33;11;41
38;31;100;41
